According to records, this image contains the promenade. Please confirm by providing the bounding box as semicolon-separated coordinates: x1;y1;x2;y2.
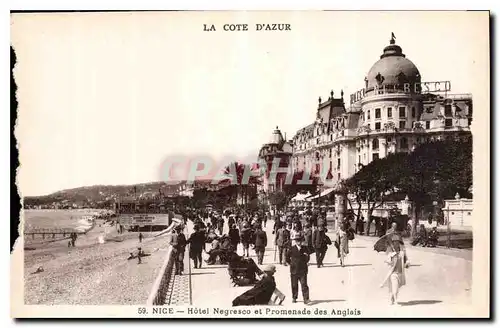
186;219;474;317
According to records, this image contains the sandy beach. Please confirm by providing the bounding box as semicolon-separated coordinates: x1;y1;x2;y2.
24;218;173;305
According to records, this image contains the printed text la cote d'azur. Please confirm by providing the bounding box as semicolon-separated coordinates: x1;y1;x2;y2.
203;23;291;32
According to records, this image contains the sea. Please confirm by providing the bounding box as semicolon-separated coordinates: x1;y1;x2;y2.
23;209;100;232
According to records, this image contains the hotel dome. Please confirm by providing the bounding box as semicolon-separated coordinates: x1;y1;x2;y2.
366;38;421;91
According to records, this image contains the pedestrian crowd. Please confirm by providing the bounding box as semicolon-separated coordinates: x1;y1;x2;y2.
132;205;418;307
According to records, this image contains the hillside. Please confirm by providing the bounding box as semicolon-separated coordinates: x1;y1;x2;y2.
22;179;230;209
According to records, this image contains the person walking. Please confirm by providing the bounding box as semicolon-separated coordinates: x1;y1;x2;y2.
381;235;410;305
240;222;252;257
187;225;206;269
171;225;187;275
336;223;349;267
137;247;143;264
303;223;313;255
228;224;241;253
254;224;267;265
217;215;225;236
138;232;143;243
286;235;310;304
312;225;329;268
275;222;291;265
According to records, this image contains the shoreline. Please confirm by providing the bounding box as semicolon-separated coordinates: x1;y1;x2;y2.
23;217;174;305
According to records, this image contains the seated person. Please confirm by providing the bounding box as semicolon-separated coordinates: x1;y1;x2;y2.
427;227;439;247
227;251;263;285
232;265;277;306
205;227;218;243
205;236;232;264
411;224;429;246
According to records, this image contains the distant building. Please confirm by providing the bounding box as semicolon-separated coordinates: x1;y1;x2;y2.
442;193;473;230
289;34;472;218
257;126;293;195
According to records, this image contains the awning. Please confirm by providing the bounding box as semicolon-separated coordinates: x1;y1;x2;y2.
306;187;336;200
291;192;312;202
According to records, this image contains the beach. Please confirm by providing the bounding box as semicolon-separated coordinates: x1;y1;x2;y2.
23;210;174;305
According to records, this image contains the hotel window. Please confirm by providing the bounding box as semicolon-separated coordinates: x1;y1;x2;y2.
444;105;452;116
375;108;381;119
387;137;392;143
468;118;472;126
329;149;332;157
425;121;430;129
338;173;341;180
358;155;361;163
401;137;408;149
411;107;416;118
337;158;341;169
375;122;381;131
373;153;379;161
445;118;453;127
367;110;371;120
387;107;393;118
372;138;379;150
330;135;333;141
399;107;406;118
399;121;406;129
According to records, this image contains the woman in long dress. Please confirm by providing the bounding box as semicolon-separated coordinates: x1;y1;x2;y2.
380;236;409;305
336;224;349;267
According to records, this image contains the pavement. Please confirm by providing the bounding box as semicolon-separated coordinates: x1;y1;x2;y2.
186;220;475;317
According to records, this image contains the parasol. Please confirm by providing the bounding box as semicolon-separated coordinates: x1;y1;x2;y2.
374;233;404;252
373;234;392;252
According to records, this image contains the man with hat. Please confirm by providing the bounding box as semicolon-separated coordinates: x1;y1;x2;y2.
286;235;310;304
254;224;267;265
187;224;206;269
240;222;252;257
170;225;187;275
275;221;291;266
232;264;277;306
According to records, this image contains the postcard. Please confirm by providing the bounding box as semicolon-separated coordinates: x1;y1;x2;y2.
11;10;490;318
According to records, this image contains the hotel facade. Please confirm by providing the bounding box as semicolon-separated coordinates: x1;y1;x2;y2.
261;35;473;219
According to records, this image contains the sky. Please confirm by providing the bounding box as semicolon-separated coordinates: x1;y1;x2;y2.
11;11;489;196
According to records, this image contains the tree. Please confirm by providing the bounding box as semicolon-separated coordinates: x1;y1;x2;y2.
396;138;472;235
222;162;261;206
341;152;407;235
341;138;472;236
268;190;287;212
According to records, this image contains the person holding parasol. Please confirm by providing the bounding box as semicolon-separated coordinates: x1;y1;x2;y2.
374;233;410;305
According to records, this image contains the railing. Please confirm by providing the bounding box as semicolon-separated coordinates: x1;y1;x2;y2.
146;219;189;306
146;245;175;306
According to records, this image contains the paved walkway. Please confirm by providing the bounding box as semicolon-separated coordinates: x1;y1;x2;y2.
187;220;474;317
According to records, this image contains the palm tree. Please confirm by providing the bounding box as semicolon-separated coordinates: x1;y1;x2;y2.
222;162;262;206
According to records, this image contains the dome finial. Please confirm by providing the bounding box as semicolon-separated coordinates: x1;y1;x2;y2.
330;90;334;97
341;89;344;98
390;32;396;45
318;96;322;104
